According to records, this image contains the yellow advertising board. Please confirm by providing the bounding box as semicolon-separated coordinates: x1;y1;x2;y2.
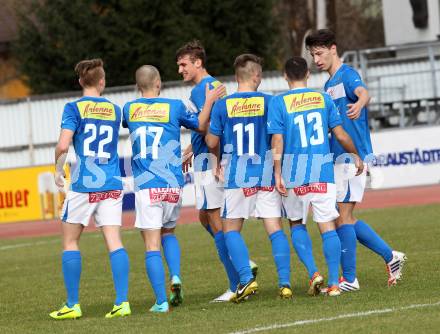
0;165;67;224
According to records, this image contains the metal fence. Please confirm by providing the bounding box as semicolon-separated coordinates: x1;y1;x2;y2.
343;42;440;129
1;41;440;169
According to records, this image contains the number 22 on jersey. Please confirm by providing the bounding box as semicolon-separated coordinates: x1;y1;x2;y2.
83;123;113;158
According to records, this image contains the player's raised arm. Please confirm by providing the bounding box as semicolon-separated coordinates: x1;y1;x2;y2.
195;83;226;133
347;86;369;120
331;125;363;175
205;101;222;168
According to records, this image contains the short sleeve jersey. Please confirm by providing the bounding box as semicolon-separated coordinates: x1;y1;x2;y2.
61;96;123;193
267;88;342;186
324;64;373;160
209;91;273;189
189;75;223;171
122;97;199;190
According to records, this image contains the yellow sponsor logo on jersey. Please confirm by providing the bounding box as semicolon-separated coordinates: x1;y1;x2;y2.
77;101;116;120
129;103;170;123
211;80;227;98
211;80;222;88
283;92;324;113
226;97;265;118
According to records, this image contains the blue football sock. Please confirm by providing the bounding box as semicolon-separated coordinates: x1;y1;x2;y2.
321;230;341;287
145;251;167;305
62;250;81;308
109;248;130;305
161;234;181;279
204;223;215;238
355;220;393;263
214;231;240;291
224;231;253;285
336;224;357;283
269;230;291;287
290;225;318;279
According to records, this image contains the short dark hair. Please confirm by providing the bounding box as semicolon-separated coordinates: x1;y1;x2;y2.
305;29;337;49
233;53;263;81
175;40;206;67
74;58;104;88
284;57;308;81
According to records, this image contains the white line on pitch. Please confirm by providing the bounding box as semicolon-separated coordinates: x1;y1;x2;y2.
0;232;105;251
0;239;59;250
229;301;440;334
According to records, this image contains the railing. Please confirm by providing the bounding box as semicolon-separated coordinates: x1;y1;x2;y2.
1;42;440;169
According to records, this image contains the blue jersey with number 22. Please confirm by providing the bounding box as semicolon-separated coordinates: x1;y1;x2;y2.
61;96;123;193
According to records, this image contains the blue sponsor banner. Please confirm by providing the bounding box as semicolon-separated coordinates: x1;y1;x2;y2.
373;148;440;167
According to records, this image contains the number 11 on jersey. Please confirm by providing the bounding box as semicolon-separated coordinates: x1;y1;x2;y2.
233;122;255;156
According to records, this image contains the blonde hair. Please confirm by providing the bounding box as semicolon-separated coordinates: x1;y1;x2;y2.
135;65;161;91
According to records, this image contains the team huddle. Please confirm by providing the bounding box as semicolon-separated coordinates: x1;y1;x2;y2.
50;29;407;319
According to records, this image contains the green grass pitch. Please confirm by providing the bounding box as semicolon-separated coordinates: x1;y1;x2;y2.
1;204;440;333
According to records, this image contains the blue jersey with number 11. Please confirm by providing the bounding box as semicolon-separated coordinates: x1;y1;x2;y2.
209;91;273;189
61;96;123;193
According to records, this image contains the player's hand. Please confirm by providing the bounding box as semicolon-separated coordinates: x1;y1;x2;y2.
353;154;364;176
182;148;193;173
54;170;66;190
275;173;287;197
213;164;225;183
347;102;362;120
205;83;226;105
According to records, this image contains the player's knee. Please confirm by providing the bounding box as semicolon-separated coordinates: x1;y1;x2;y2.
289;219;303;228
199;210;209;226
335;214;355;227
63;238;80;251
161;227;175;236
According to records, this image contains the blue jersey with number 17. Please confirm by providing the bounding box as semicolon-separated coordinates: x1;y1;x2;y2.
61;96;123;193
267;88;342;186
123;97;199;190
209;91;273;189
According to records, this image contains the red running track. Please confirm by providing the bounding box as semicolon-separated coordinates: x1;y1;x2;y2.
1;184;439;240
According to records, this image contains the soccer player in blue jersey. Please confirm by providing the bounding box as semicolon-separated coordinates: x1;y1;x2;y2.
305;29;407;290
268;57;363;296
123;65;224;312
206;54;292;301
176;41;257;302
50;59;130;319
